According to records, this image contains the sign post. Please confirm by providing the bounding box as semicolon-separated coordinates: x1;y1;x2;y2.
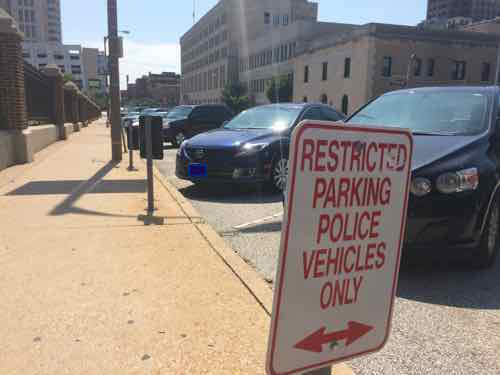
267;121;413;375
138;115;164;225
127;122;135;171
145;116;154;213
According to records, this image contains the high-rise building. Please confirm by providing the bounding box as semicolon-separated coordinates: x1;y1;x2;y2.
427;0;500;23
180;0;356;105
0;0;62;43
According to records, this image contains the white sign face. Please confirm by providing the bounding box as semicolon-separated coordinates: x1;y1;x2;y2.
267;122;413;375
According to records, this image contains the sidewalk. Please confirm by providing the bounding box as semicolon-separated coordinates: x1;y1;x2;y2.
0;119;353;375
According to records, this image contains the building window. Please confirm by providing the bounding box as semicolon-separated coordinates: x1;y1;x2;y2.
414;58;422;77
264;12;271;24
342;95;349;115
322;62;328;81
303;96;308;103
427;58;435;77
382;56;392;77
283;14;289;26
273;15;280;26
344;57;351;78
320;94;328;104
451;61;466;80
304;65;309;83
481;62;491;82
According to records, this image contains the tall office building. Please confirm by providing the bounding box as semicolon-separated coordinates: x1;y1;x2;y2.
0;0;62;43
180;0;355;105
427;0;500;23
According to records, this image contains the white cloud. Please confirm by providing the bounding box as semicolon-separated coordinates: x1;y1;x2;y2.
82;39;180;88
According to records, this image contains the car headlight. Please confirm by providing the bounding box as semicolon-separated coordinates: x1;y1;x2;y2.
237;142;268;156
436;168;479;194
163;121;170;129
132;120;139;127
411;177;432;197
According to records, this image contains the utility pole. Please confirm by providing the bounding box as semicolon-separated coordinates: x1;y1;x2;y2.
107;0;122;161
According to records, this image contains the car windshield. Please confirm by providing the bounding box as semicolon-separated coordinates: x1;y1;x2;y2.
348;90;489;135
224;106;302;130
167;106;193;120
127;112;140;117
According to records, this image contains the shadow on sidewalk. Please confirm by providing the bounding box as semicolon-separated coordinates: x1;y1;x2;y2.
6;161;145;218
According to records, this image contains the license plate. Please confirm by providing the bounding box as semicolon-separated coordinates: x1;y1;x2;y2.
188;163;207;177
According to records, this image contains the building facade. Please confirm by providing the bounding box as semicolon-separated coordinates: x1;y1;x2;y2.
180;0;345;105
427;0;500;23
127;72;181;107
0;0;62;43
293;23;500;115
22;42;87;89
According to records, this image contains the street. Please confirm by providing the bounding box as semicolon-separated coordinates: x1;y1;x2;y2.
157;147;500;375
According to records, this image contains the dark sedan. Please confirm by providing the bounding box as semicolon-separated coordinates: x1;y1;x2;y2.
347;86;500;268
163;104;233;147
175;103;345;191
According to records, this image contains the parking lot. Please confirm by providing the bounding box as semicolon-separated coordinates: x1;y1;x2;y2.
157;146;500;375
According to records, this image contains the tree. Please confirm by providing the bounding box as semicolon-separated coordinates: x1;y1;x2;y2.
63;73;74;83
266;76;293;103
221;82;250;114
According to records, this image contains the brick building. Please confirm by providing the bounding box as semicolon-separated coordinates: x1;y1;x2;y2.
293;23;500;115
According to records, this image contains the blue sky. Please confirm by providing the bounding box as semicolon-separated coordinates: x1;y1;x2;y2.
61;0;426;86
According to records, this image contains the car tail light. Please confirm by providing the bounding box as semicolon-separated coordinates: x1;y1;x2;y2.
436;168;479;194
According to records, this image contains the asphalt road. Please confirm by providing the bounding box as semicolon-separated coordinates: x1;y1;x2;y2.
156;146;500;375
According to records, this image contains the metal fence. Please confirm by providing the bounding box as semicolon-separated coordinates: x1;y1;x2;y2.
24;62;52;124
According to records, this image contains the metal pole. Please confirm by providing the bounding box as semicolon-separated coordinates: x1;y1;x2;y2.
128;122;134;171
495;44;500;85
107;0;122;161
145;116;154;213
304;367;331;375
104;36;109;128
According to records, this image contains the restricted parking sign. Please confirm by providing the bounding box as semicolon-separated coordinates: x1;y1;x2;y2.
267;121;413;375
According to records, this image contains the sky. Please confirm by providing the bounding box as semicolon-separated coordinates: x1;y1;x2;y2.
61;0;427;87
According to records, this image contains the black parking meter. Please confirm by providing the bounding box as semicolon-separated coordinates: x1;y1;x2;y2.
139;115;164;160
126;125;140;151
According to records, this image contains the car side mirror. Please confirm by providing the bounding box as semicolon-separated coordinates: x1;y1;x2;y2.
222;120;229;127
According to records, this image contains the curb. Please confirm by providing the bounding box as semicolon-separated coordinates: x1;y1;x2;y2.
152;164;355;375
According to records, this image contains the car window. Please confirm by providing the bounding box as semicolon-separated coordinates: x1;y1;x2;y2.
190;107;209;122
349;90;489;135
322;107;343;121
302;107;325;121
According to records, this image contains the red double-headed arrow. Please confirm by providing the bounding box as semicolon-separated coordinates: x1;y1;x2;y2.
294;321;374;353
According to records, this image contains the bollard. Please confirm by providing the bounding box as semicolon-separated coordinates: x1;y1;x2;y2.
145;116;154;213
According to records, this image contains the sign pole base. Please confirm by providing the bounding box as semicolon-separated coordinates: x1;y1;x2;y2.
304;367;331;375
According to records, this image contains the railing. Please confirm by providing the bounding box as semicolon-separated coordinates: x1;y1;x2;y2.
24;62;52;124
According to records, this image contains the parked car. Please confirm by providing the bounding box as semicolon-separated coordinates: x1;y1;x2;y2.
346;86;500;268
175;103;345;191
164;104;234;147
121;111;140;128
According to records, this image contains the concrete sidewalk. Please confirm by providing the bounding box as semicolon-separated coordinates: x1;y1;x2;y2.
0;119;353;375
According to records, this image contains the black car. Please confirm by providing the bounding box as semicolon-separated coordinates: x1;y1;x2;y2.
163;104;233;147
347;86;500;268
175;103;345;191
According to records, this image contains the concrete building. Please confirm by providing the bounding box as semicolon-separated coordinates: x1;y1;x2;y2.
82;47;107;94
0;0;62;43
293;23;500;115
22;42;87;89
180;0;347;105
427;0;500;23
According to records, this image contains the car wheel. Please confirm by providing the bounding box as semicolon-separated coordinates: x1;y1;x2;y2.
270;157;289;192
476;196;500;268
173;132;186;147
